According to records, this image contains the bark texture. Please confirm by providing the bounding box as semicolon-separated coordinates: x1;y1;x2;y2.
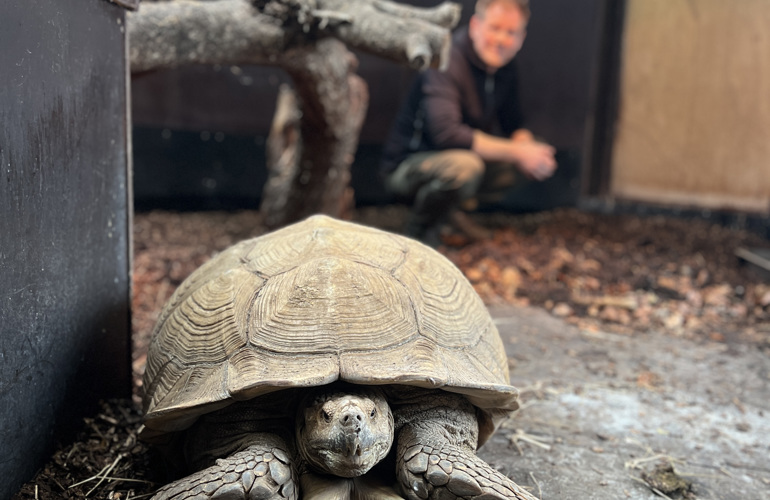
262;40;367;227
128;0;461;227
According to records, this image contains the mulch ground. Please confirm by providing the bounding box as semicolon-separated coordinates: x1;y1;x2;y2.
13;206;770;499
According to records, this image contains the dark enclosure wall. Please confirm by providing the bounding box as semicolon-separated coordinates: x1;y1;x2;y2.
0;1;132;498
131;0;605;212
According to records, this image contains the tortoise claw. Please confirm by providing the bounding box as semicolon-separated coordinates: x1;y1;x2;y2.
152;445;297;500
397;444;538;500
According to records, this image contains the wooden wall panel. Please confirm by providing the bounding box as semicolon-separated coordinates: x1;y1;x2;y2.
611;0;770;213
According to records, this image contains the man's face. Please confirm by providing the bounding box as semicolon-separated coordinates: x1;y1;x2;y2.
469;1;528;69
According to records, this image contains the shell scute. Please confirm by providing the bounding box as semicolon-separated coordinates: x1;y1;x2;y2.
249;256;418;354
241;216;407;278
226;348;339;400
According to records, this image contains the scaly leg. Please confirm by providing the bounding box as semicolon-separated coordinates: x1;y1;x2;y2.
152;435;297;500
394;395;537;500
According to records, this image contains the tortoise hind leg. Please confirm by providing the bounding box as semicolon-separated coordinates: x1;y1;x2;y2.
394;394;537;500
152;435;297;500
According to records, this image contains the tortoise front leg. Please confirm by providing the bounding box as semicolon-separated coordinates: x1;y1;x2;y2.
152;435;298;500
394;396;537;500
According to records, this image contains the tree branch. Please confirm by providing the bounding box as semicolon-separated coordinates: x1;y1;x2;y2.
128;0;290;71
325;1;455;70
128;0;461;72
261;39;368;227
371;0;461;29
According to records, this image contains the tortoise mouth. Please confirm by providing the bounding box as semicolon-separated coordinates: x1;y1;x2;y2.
345;441;363;458
315;441;390;477
304;427;392;477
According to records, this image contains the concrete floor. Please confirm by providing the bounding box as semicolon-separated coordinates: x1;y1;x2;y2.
479;306;770;500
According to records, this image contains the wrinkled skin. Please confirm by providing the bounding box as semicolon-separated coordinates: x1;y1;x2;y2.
297;389;394;478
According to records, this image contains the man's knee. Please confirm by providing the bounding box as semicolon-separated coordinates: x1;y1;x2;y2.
388;150;484;200
431;150;485;188
442;150;485;183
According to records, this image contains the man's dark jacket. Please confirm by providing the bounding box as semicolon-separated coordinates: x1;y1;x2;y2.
380;25;525;175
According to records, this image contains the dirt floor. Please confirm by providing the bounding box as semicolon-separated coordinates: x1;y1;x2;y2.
484;305;770;500
13;207;770;499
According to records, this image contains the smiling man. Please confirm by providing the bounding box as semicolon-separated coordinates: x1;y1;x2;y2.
381;0;557;247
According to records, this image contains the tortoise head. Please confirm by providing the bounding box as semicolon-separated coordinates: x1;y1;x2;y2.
296;385;393;477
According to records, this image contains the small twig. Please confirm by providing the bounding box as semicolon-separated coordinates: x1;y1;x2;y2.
117;403;133;422
68;453;126;495
86;453;125;496
65;443;78;463
93;476;155;485
725;461;770;473
510;429;552;451
624;454;680;470
684;460;734;473
676;471;723;480
98;413;119;426
69;462;113;489
529;471;543;499
650;487;674;500
126;492;156;500
123;433;136;448
52;477;67;492
87;419;106;440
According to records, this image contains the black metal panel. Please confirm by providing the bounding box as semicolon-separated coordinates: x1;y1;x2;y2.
0;0;131;498
581;0;627;198
132;126;268;211
517;0;605;150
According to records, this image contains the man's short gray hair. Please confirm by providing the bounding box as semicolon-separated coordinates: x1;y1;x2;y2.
475;0;530;20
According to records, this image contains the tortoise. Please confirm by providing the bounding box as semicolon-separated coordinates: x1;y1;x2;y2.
142;215;534;500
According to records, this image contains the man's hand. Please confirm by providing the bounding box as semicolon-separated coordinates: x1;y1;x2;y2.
472;129;557;181
510;132;557;181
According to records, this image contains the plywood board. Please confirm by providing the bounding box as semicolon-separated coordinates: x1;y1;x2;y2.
611;0;770;213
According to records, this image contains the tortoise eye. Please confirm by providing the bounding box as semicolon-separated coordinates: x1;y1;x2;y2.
370;408;377;418
321;409;332;422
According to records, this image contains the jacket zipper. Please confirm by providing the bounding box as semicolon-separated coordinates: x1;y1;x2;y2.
484;73;495;127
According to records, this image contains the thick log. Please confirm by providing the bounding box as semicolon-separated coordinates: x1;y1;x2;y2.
317;0;459;70
128;0;287;71
261;85;301;223
128;0;459;72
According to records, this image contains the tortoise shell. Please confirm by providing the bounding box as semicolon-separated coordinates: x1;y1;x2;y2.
142;215;518;440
